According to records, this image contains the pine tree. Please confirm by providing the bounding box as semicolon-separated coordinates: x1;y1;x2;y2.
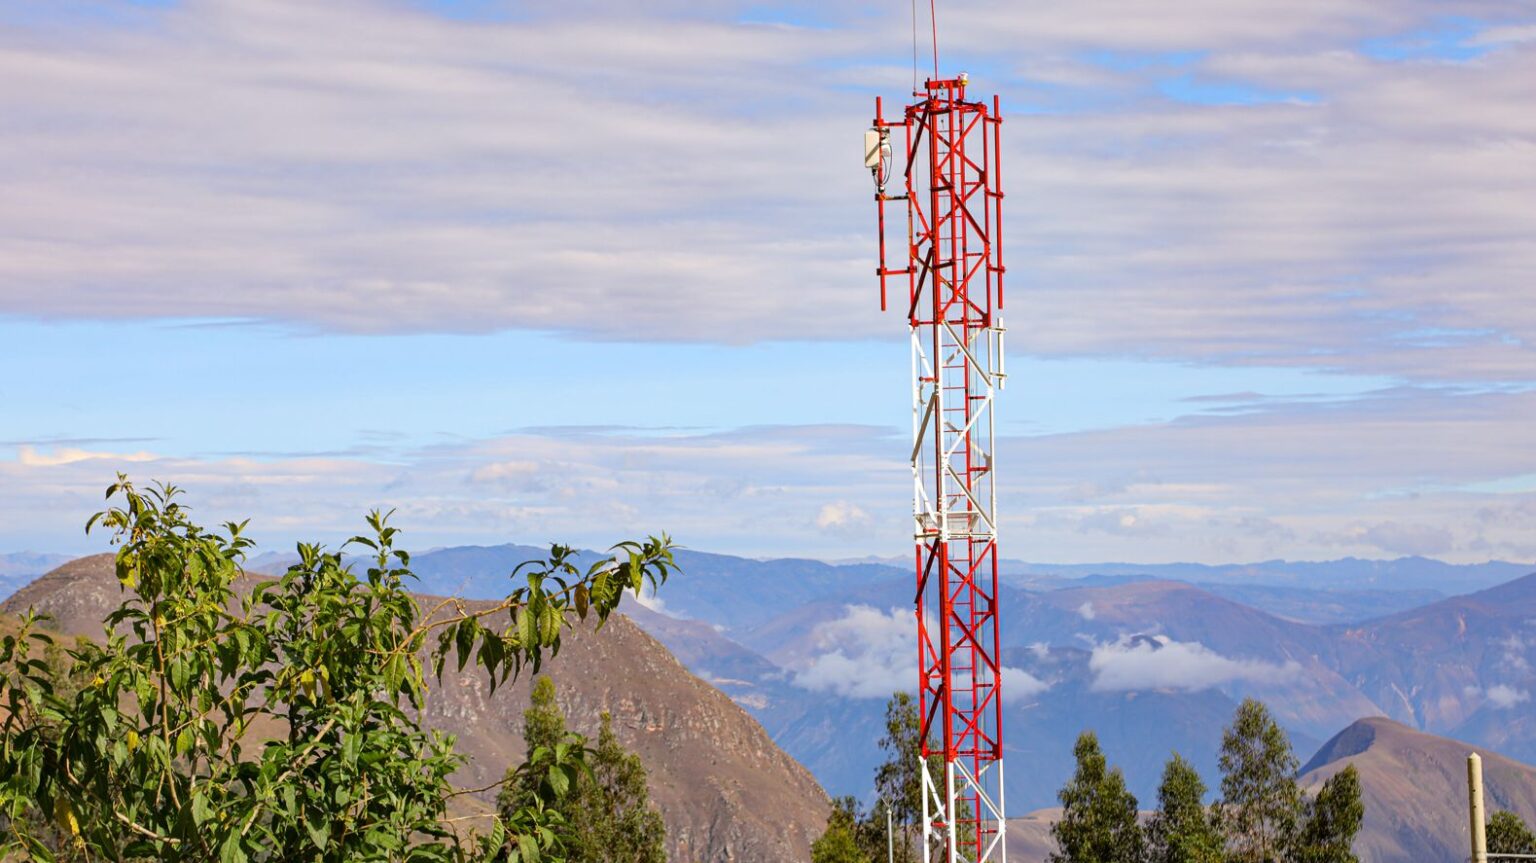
1294;765;1363;863
1215;699;1302;863
813;797;877;863
1488;811;1536;857
1049;731;1145;863
1146;753;1222;863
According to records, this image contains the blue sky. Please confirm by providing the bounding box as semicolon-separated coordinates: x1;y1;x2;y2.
1;0;1534;563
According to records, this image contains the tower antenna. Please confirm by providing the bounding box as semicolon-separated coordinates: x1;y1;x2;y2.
867;30;1009;863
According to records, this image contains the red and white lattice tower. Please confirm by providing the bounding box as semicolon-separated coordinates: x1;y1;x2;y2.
868;73;1008;863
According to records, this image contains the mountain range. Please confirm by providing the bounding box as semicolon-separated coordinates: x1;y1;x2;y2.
6;547;1536;862
312;545;1536;814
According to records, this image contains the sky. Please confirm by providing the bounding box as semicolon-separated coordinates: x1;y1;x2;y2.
1;0;1534;564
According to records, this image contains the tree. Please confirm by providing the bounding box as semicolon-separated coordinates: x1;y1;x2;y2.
874;692;923;863
1215;698;1303;863
499;675;580;810
867;691;978;863
566;712;666;863
1146;753;1222;863
0;476;675;862
1049;730;1144;863
812;797;876;863
1488;811;1536;857
498;678;666;863
1294;765;1362;863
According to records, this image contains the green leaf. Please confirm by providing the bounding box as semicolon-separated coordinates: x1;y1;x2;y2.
306;817;330;851
219;833;247;863
517;607;535;650
517;833;540;863
455;620;475;672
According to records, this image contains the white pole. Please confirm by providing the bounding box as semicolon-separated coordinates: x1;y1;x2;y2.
946;760;959;863
1470;753;1488;863
889;804;896;863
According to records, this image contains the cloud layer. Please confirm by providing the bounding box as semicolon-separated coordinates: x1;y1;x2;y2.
4;383;1535;562
0;0;1533;381
1088;634;1302;692
791;605;1046;701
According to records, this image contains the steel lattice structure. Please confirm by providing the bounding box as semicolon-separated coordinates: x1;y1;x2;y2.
869;75;1008;863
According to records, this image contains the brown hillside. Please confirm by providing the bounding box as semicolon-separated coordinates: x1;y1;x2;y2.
1300;716;1536;863
3;555;831;863
1004;809;1060;862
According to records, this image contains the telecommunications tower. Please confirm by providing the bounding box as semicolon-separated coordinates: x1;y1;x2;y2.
866;40;1009;863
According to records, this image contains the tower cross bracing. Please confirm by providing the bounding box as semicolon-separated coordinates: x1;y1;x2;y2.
872;74;1008;863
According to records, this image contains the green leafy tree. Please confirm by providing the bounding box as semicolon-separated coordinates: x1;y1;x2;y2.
1049;730;1145;863
498;678;665;863
867;691;979;863
812;797;876;863
1146;753;1221;863
1488;810;1536;857
874;692;922;863
1294;765;1362;863
566;712;666;863
499;676;580;810
1215;699;1302;863
0;477;675;862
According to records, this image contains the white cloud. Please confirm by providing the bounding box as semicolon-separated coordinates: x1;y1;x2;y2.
0;0;1531;385
17;446;158;468
1501;635;1532;673
1077;601;1097;621
1472;24;1536;46
790;605;1049;702
6;385;1536;564
1486;684;1531;709
1361;521;1455;556
792;606;914;699
816;501;873;535
1088;634;1302;692
629;582;671;616
1000;666;1050;703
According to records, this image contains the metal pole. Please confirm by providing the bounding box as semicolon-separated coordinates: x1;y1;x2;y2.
889;804;896;863
1470;753;1488;863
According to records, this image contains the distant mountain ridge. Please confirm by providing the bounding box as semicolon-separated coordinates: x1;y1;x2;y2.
0;551;72;602
239;544;1536;814
1001;556;1534;593
1299;717;1536;863
12;544;1536;825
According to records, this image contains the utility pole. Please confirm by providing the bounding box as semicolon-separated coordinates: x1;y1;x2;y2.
1470;752;1489;863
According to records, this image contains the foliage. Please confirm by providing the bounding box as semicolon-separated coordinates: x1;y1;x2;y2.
1146;752;1222;863
812;797;875;863
499;676;580;810
1048;730;1144;863
1215;698;1303;863
0;476;675;862
873;692;922;863
1294;766;1362;863
566;712;666;862
1489;810;1536;857
497;677;665;863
